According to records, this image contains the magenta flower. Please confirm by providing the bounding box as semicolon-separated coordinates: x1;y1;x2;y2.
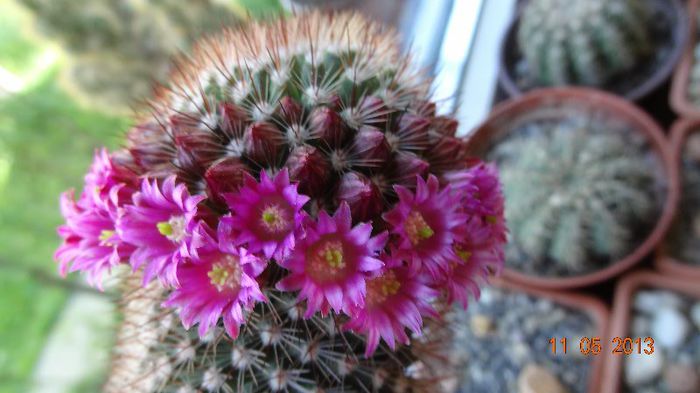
383;175;464;278
55;188;133;289
276;202;387;318
439;217;505;308
117;176;205;286
444;163;507;242
222;169;309;261
344;258;438;357
164;230;267;338
84;148;137;205
55;149;137;289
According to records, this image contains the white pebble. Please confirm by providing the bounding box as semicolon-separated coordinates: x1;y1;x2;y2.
625;350;665;386
651;308;690;349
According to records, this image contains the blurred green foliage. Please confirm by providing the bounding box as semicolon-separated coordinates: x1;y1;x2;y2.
0;0;283;391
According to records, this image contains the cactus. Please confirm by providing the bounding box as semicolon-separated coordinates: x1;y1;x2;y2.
55;12;507;392
492;116;659;275
667;133;700;265
517;0;652;87
18;0;241;113
688;11;700;106
104;272;449;392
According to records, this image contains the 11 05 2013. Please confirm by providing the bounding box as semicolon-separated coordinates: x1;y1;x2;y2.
549;337;655;356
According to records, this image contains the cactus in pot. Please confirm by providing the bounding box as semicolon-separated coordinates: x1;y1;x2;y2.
54;12;507;392
517;0;653;87
491;116;659;276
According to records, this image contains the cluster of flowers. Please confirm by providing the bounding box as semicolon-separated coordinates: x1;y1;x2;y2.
56;149;506;356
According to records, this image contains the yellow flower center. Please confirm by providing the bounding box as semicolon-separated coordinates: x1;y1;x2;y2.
405;210;434;245
207;255;242;292
454;244;473;263
307;239;346;283
366;271;401;307
260;204;289;233
157;215;186;242
485;215;498;225
99;229;115;245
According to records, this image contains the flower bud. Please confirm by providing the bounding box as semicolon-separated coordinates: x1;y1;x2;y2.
308;106;350;149
337;171;384;222
351;126;391;169
285;145;331;197
243;121;285;166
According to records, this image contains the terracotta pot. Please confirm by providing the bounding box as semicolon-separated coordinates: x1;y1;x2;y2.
601;271;700;393
499;0;687;102
466;87;680;289
656;119;700;279
490;278;609;393
670;0;700;118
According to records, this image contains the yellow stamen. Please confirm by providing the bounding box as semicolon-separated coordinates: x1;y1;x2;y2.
99;229;115;245
405;210;435;245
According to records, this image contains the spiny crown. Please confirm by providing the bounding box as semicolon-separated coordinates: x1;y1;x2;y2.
105;274;448;393
492;116;659;274
517;0;651;86
126;11;466;223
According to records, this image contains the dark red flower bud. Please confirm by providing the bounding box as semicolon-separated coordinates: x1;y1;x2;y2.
415;100;437;117
389;113;430;152
431;115;459;138
277;96;303;125
308;106;350;149
204;157;249;207
351;126;391;169
336;171;384;222
426;135;466;174
243;121;285;166
391;151;429;187
173;126;220;169
220;102;248;138
285;145;331;197
127;122;174;177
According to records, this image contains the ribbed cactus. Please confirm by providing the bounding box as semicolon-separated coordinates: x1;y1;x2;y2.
19;0;240;112
517;0;652;87
492;117;659;275
667;133;700;264
55;12;507;392
689;32;700;105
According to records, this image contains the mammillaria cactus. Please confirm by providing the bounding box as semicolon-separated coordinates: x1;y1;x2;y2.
517;0;652;87
492;116;659;276
55;12;507;392
667;133;700;265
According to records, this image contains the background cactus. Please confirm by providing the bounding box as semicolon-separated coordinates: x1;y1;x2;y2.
688;11;700;106
18;0;240;113
491;116;660;276
667;133;700;265
517;0;652;87
55;11;506;392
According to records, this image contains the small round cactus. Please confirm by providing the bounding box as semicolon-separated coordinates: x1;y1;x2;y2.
55;12;507;392
492;116;659;275
517;0;652;87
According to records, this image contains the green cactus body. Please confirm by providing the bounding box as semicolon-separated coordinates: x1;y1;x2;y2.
689;12;700;106
517;0;652;87
491;116;659;275
104;274;446;392
668;133;700;265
